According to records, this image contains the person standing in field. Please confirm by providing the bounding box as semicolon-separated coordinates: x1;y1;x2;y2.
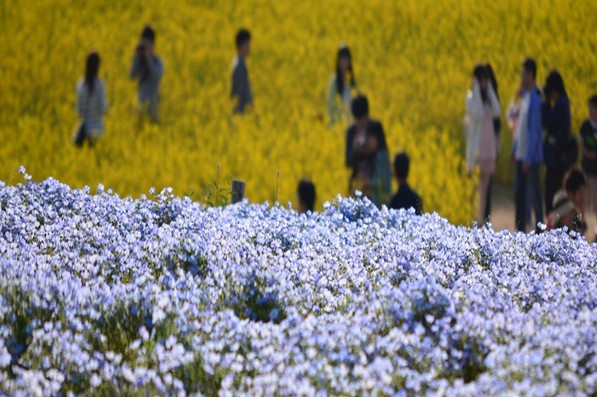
231;29;253;114
327;45;357;126
513;58;544;233
484;63;501;219
580;95;597;241
75;52;107;147
465;64;501;226
297;179;316;214
345;95;392;207
542;70;573;215
130;25;163;123
389;152;423;215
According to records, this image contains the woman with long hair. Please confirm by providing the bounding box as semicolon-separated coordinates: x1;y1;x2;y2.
327;45;357;125
75;51;107;146
483;63;501;219
465;64;501;225
542;69;573;214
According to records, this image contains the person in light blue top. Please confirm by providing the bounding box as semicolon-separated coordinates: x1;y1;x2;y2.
130;25;163;123
513;58;543;232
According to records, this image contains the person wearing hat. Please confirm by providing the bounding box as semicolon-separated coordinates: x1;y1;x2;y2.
547;169;587;235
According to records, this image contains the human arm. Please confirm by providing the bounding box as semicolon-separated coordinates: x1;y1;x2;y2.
76;83;84;119
327;77;339;121
580;123;597;160
465;80;484;120
98;80;107;115
129;55;142;79
146;56;163;82
345;127;354;167
545;96;571;148
487;84;501;119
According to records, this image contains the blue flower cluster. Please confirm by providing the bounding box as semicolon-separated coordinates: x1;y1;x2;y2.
0;173;595;396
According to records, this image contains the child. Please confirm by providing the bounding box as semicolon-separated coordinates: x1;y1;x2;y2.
547;169;587;235
389;152;423;215
580;95;597;240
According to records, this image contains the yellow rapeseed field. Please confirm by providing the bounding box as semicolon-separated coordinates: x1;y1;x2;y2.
0;0;595;224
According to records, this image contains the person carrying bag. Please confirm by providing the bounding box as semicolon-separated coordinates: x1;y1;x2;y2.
74;52;107;147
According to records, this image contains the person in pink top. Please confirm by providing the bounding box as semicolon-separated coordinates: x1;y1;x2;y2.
465;64;501;226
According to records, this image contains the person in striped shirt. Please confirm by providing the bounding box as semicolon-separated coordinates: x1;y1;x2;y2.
76;52;107;146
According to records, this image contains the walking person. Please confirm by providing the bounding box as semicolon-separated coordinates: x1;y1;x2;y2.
513;58;544;232
345;95;391;207
74;52;107;147
465;64;501;225
542;70;572;214
130;25;163;123
327;45;357;126
580;95;597;241
231;28;253;114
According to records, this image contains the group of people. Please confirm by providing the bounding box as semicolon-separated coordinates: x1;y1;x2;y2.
75;26;164;147
75;26;251;146
323;45;423;214
465;57;597;239
74;28;596;238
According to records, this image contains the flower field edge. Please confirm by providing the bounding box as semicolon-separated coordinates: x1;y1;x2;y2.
0;176;595;396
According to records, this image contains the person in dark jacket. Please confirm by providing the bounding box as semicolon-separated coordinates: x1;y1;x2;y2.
345;95;391;206
389;152;422;214
542;70;572;214
297;179;316;213
130;25;163;123
485;63;501;220
231;29;252;113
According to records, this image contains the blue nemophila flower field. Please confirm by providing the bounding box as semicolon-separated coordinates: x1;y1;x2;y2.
0;173;595;396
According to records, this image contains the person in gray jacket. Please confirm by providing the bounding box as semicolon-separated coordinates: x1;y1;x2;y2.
231;29;252;114
130;25;163;122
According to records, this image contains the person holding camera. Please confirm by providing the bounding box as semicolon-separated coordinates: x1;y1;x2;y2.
129;25;163;123
541;69;573;214
464;64;501;226
345;95;391;207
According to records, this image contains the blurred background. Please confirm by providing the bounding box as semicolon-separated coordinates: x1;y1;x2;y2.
0;0;595;225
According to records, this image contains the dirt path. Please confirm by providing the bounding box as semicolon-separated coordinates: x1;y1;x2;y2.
488;183;596;240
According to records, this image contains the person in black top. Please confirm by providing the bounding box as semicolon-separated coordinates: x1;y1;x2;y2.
485;63;501;220
389;152;423;215
297;179;316;213
580;95;597;240
345;95;392;206
542;70;572;214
